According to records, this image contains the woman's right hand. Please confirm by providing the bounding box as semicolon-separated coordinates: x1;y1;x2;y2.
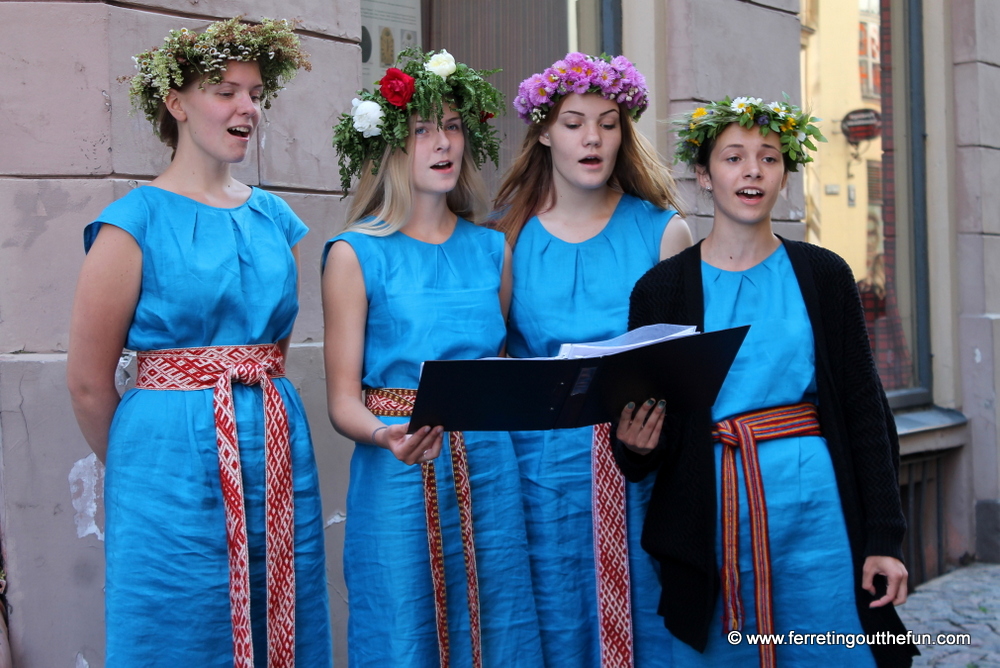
616;399;666;455
376;423;445;466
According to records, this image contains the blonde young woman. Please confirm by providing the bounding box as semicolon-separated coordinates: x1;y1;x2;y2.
324;49;543;667
616;96;916;667
492;53;692;667
66;18;331;667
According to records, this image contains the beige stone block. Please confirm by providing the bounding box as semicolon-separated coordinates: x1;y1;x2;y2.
953;0;1000;66
955;146;1000;235
259;38;361;191
0;179;117;353
118;1;360;41
0;354;106;668
957;314;1000;500
107;8;258;184
955;62;1000;150
985;235;1000;315
956;232;986;315
667;0;800;103
0;3;112;176
279;191;353;343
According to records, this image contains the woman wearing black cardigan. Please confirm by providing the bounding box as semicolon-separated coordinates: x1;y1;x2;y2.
615;97;916;667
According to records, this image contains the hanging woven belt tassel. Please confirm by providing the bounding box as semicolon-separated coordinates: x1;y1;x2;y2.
592;422;635;668
713;402;822;668
137;343;296;668
366;388;482;668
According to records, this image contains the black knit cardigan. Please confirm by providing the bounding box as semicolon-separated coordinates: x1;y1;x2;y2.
613;238;917;667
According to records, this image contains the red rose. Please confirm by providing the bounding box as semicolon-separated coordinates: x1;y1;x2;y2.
379;68;415;108
479;111;495;123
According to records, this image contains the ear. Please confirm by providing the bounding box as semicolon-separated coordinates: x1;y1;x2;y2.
538;130;551;147
695;164;712;191
164;90;187;123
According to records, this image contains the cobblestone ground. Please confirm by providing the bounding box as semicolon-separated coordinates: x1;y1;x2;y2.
896;562;1000;668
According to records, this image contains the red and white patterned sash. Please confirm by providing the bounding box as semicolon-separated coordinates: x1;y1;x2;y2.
365;388;482;668
713;402;822;668
592;422;635;668
136;343;295;668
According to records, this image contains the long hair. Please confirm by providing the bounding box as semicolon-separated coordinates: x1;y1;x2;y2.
345;124;489;235
493;97;684;247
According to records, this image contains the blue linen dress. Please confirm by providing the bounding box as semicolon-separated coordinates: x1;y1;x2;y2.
86;186;332;668
323;220;543;668
506;194;678;667
668;245;876;666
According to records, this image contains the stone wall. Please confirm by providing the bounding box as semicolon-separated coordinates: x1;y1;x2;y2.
0;2;359;665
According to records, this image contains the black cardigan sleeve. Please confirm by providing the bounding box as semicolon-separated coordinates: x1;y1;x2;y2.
823;250;906;559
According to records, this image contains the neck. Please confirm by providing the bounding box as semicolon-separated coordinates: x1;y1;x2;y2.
402;190;457;243
151;143;247;207
537;182;621;242
701;217;780;271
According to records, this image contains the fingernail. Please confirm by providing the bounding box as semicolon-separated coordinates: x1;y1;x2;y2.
626;402;635;410
657;400;666;409
645;399;655;406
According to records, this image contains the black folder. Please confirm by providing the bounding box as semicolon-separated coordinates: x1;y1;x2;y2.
407;325;749;432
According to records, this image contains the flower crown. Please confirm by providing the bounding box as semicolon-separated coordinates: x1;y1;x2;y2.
674;95;826;172
125;16;311;129
513;52;649;125
331;48;504;194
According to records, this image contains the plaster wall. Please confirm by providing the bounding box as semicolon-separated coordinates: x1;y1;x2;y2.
0;2;360;665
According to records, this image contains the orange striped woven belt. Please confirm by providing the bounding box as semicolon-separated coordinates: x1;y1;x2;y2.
136;343;295;668
592;422;634;668
365;388;482;668
713;402;822;668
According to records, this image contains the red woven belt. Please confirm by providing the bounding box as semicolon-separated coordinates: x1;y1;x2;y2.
592;422;634;668
136;343;295;668
365;388;482;668
713;402;822;668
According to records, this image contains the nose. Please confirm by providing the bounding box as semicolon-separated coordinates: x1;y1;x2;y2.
238;91;259;118
434;126;451;151
584;121;601;147
745;161;762;178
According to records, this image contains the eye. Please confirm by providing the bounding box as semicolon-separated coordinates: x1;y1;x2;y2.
219;91;234;97
601;122;618;130
445;122;461;131
762;155;778;163
726;155;740;163
251;94;263;103
414;126;428;135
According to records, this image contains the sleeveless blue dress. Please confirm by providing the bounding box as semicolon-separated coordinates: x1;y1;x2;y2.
323;220;543;668
86;186;332;667
506;194;678;667
668;245;876;666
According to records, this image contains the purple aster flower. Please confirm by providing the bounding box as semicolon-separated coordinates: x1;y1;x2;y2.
757;114;769;126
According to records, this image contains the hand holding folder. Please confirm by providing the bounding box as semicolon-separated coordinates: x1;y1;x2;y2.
407;323;750;432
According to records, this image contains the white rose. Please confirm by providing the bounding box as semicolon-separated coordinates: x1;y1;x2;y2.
351;98;383;137
424;50;457;79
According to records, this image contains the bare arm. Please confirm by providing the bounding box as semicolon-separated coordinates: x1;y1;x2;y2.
321;240;442;464
67;225;142;463
659;214;694;261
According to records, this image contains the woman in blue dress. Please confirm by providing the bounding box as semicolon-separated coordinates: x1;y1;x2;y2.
67;18;331;667
492;53;692;668
324;49;542;667
616;96;917;667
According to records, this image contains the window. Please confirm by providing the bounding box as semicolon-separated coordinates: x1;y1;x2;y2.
801;0;929;405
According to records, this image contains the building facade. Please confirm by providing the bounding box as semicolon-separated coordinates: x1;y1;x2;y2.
0;0;996;665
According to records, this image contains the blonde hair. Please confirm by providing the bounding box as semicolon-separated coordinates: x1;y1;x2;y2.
344;124;490;235
493;97;684;247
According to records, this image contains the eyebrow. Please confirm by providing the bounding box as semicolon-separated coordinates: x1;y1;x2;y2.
559;109;620;118
721;142;780;151
416;114;462;124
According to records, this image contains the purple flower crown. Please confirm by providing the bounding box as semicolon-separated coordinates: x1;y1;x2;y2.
513;52;649;124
